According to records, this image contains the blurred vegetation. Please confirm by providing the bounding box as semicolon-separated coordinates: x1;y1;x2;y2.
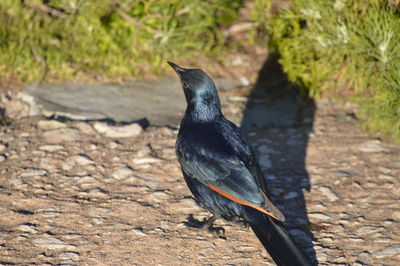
270;0;400;140
0;0;255;82
1;0;399;140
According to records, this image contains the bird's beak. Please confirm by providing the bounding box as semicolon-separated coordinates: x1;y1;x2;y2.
167;61;186;77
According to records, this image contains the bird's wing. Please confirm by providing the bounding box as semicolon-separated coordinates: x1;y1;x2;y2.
180;156;285;221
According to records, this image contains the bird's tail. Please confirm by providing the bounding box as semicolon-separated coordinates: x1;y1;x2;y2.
246;208;313;266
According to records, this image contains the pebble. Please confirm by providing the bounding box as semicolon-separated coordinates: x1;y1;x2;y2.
151;191;170;202
308;212;331;220
62;155;93;170
16;224;38;234
257;145;276;154
39;157;58;171
178;197;201;211
93;122;142;138
43;128;80;144
318;186;339;201
357;226;384;235
73;122;95;135
39;144;64;152
132;157;162;164
20;169;47;177
59;251;80;261
37;120;66;130
286;139;305;147
259;154;272;169
33;237;76;250
284;191;298;200
359;140;388;153
373;245;400;258
133;228;147;236
112;165;134;180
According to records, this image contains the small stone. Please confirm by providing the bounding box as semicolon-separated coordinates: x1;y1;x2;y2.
133;228;147;236
259;154;271;169
349;237;364;242
62;155;93;171
73;122;95;135
179;197;201;211
93;122;142;138
151;191;170;202
39;157;58;171
356;226;384;235
287;139;304;147
392;211;400;220
20;169;47;177
0;155;6;162
132;157;162;164
39;144;64;152
88;188;108;198
359;140;388;153
33;237;76;250
109;141;118;149
373;245;400;258
284;191;298;200
112;165;134;180
59;251;80;261
257;145;276;154
318;186;339;201
378;166;392;174
334;170;353;178
309;212;331;220
16;224;38;233
37;120;66;130
43;128;80;144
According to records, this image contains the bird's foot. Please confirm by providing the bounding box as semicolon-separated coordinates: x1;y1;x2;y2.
183;214;226;239
233;217;250;229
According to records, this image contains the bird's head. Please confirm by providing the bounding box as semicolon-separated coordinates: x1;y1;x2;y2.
168;62;221;116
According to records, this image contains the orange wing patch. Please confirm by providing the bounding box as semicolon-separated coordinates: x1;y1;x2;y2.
208;184;280;221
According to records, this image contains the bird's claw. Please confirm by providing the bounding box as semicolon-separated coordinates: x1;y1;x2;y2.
183;214;226;239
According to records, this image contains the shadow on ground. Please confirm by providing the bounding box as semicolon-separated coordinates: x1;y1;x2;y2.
240;53;317;264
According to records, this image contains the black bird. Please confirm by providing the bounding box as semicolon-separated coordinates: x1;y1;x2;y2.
168;61;312;266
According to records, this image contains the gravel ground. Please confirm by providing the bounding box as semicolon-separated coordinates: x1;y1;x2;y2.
0;93;399;265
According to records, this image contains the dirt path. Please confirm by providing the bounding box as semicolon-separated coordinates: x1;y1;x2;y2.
0;94;399;265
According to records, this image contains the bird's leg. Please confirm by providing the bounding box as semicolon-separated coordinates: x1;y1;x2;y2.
184;214;226;239
231;216;250;230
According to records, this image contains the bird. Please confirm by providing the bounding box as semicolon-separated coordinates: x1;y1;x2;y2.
168;61;313;266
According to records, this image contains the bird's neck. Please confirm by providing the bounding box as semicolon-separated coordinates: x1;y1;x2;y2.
185;94;222;122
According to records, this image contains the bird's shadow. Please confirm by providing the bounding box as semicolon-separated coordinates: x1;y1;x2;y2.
240;53;317;264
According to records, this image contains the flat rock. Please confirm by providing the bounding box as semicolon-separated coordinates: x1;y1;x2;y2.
59;251;80;261
318;186;339;202
359;140;389;153
37;120;66;130
39;144;64;152
20;77;242;126
373;245;400;258
43;128;80;144
112;165;134;180
93;122;142;138
33;237;76;250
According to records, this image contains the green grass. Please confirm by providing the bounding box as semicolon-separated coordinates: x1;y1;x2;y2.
270;0;400;140
0;0;246;83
